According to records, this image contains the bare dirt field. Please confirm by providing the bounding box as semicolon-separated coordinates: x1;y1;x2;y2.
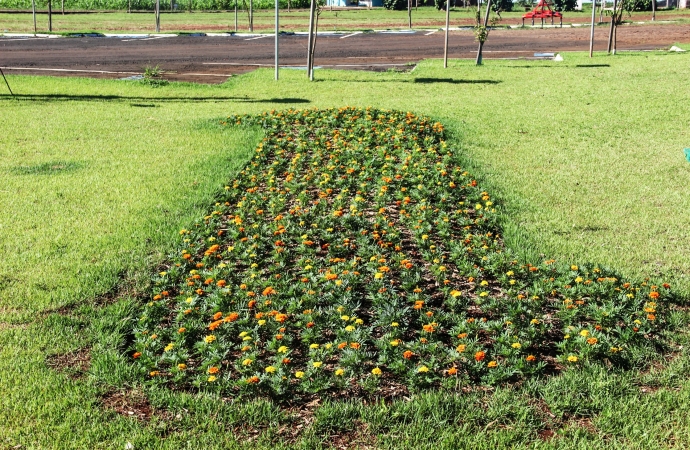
1;23;688;83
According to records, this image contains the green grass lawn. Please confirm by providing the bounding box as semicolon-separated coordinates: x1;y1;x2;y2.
1;49;690;449
1;6;688;33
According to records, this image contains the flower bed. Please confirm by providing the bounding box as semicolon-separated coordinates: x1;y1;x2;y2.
131;107;672;398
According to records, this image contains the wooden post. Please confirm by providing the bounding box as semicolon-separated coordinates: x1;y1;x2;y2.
475;0;491;65
48;0;52;32
155;0;161;32
61;0;64;15
307;0;316;80
589;0;596;57
32;0;37;35
275;0;279;80
235;0;238;31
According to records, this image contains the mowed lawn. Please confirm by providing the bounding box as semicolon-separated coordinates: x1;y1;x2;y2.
1;50;689;449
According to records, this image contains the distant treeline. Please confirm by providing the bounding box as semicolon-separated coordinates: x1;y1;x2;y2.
0;0;311;10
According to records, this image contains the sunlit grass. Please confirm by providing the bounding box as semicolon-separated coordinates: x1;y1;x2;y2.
1;49;689;448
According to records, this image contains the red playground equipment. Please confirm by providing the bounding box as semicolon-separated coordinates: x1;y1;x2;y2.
522;0;563;27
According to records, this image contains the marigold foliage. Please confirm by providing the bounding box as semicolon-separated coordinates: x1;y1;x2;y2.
131;107;672;397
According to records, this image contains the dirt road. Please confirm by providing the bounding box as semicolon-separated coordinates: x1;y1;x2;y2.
1;24;687;83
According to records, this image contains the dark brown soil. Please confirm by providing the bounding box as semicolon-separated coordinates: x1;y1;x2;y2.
45;347;92;379
1;23;687;83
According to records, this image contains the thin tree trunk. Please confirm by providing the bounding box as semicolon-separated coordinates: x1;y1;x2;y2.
249;0;254;31
475;0;491;65
443;0;450;68
606;0;616;53
310;8;320;77
155;0;160;32
61;0;64;15
408;0;412;28
48;0;52;32
32;0;37;35
651;0;656;20
307;0;316;80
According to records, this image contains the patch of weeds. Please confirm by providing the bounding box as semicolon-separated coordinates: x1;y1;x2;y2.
46;347;92;379
140;65;169;87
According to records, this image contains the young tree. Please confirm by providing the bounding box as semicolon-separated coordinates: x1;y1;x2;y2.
475;0;495;65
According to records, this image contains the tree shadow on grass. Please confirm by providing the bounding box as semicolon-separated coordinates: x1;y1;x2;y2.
0;94;311;104
317;77;501;84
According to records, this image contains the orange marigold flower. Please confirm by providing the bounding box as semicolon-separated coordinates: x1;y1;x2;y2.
526;355;536;362
224;312;239;323
403;350;414;359
413;301;424;310
447;367;458;376
133;352;141;359
213;312;223;321
649;291;660;299
350;342;361;350
337;342;348;350
247;376;260;384
217;280;227;287
487;361;498;368
422;324;436;333
647;314;656;321
282;358;291;364
275;313;288;323
208;366;220;374
586;338;598;345
306;321;315;328
209;320;222;331
474;351;486;362
262;287;276;296
248;300;257;308
325;273;338;281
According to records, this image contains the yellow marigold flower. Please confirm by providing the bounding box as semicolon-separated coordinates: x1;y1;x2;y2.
341;315;350;321
335;368;345;376
479;292;489;297
418;365;429;373
567;355;578;362
355;318;364;325
579;330;590;337
258;320;266;326
345;325;355;332
310;343;320;349
164;343;174;352
509;279;516;285
295;371;305;379
571;265;578;271
487;361;498;368
204;335;216;344
265;366;277;374
242;358;253;366
456;344;466;353
391;339;400;346
239;331;249;338
506;271;514;276
511;342;521;349
480;280;489;286
575;277;583;284
374;273;384;279
177;363;187;370
278;346;288;353
372;367;382;376
530;319;540;325
207;376;217;382
391;322;399;327
313;361;323;368
450;290;462;298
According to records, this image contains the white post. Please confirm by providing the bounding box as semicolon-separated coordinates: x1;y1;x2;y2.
155;0;161;32
589;0;596;57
